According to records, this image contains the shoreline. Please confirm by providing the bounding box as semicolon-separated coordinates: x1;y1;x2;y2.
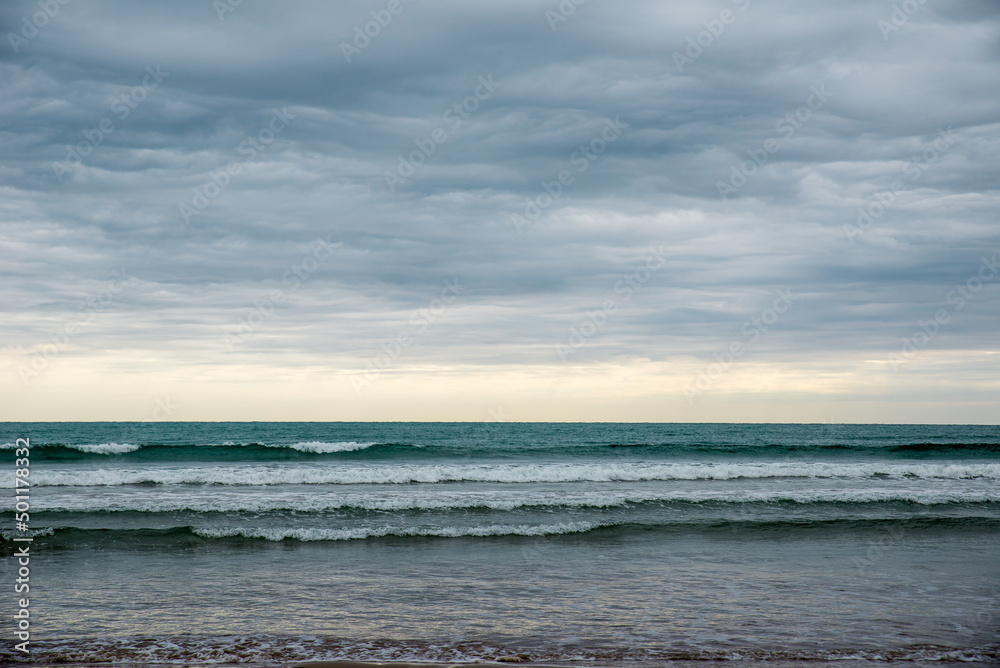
12;661;999;668
11;658;1000;668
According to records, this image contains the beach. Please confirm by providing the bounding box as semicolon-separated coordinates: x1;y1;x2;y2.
2;422;998;666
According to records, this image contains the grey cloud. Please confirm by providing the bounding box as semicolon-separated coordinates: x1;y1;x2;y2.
1;0;998;401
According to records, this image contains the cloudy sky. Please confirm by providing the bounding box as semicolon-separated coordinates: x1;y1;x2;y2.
1;0;998;422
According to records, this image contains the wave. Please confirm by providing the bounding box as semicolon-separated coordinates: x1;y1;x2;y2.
6;635;996;665
0;523;601;544
24;490;1000;514
5;439;999;463
2;441;146;455
194;521;602;541
890;441;1000;453
607;441;1000;453
6;516;1000;547
0;440;384;460
30;461;1000;487
0;527;54;540
284;440;379;453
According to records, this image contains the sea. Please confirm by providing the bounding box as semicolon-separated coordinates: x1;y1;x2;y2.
1;422;998;666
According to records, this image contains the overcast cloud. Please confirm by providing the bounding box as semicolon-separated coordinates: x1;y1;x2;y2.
1;0;998;421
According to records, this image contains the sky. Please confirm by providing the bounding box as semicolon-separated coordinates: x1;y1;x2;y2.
1;0;998;422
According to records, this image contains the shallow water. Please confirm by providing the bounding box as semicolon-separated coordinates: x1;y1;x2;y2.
2;422;998;665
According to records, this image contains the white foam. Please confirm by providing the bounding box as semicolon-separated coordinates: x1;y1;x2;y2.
0;441;379;454
282;441;379;453
27;484;1000;514
0;527;54;540
31;461;1000;487
76;442;142;454
23;635;999;665
0;442;141;454
193;521;601;541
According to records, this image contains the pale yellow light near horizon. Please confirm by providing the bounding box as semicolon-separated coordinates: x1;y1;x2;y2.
3;349;999;422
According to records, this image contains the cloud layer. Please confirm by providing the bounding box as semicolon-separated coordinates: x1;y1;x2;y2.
2;0;998;421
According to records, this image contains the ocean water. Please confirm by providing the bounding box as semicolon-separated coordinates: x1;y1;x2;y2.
1;422;998;666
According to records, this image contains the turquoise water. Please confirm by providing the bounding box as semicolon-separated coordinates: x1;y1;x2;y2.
1;422;998;665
